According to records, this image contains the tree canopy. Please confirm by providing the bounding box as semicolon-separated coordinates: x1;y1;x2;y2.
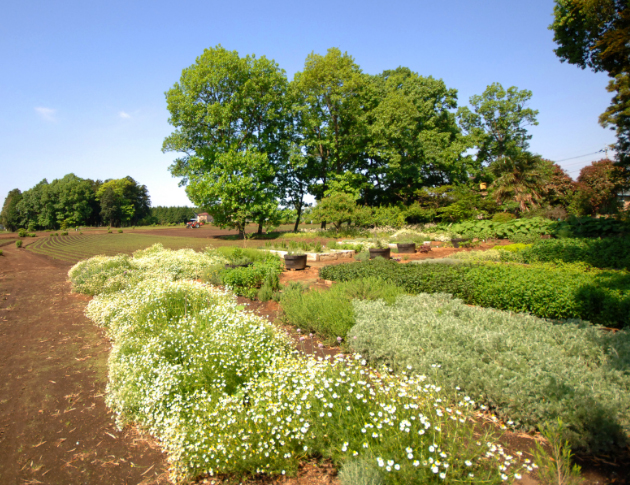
1;174;151;230
551;0;630;167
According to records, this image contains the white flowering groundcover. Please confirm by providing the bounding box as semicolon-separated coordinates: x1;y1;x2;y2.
72;245;529;484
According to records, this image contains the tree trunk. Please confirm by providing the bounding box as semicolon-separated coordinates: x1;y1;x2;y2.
293;206;302;232
257;223;263;235
320;221;326;230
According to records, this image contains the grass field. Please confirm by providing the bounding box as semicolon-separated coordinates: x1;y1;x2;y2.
27;233;220;263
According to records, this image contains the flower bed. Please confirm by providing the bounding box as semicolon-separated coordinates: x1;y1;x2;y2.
74;247;528;484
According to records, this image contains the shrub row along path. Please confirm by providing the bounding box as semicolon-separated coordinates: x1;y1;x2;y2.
0;244;171;485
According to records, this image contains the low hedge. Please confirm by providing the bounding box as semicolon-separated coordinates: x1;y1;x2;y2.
349;293;630;453
519;238;630;271
319;259;630;328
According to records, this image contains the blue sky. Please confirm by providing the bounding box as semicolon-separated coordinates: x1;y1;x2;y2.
0;0;616;207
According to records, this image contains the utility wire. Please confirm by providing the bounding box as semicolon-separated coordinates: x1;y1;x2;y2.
554;149;607;163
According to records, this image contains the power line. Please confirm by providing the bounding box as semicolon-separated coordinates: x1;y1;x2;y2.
554;149;606;163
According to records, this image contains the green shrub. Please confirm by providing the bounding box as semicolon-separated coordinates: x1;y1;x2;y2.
0;249;3;256
349;293;630;453
280;277;404;342
61;231;68;236
354;251;370;262
447;217;551;241
15;240;22;248
321;259;630;328
107;230;113;234
491;212;516;223
212;246;269;264
495;243;531;252
520;238;630;270
118;229;123;233
450;250;504;262
17;228;27;238
201;264;224;286
550;216;629;238
257;280;274;302
219;257;282;299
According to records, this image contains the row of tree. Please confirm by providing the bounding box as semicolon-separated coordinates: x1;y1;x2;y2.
148;206;198;225
0;174;151;231
162;44;628;236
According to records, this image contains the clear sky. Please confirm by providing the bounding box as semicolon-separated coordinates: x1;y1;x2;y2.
0;0;616;207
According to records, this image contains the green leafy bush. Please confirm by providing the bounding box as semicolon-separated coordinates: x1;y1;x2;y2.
17;229;27;238
551;216;629;238
447;217;551;242
0;249;3;256
520;238;630;270
491;212;516;223
349;293;630;452
118;229;123;233
61;231;69;236
213;246;269;264
15;240;22;248
218;257;282;299
321;259;630;327
280;277;405;342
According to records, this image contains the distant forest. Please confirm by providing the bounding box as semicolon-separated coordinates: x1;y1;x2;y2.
0;173;201;231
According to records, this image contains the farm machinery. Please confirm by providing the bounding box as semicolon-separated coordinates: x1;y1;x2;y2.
186;221;205;228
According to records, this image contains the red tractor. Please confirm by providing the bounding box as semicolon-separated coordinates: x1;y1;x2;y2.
186;220;204;228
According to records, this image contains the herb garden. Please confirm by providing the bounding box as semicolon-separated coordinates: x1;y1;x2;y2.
68;244;541;484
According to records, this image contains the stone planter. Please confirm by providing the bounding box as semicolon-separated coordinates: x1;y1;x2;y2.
396;243;416;254
284;254;307;270
369;248;391;259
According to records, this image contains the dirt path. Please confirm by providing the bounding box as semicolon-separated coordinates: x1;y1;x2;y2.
0;246;170;485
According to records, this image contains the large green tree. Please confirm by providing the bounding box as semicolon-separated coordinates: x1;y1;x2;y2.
458;83;539;170
96;177;150;227
551;0;630;166
185;149;278;238
164;45;289;227
0;189;22;231
291;48;368;202
363;67;470;204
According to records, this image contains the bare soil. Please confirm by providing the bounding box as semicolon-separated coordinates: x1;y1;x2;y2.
0;245;171;485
